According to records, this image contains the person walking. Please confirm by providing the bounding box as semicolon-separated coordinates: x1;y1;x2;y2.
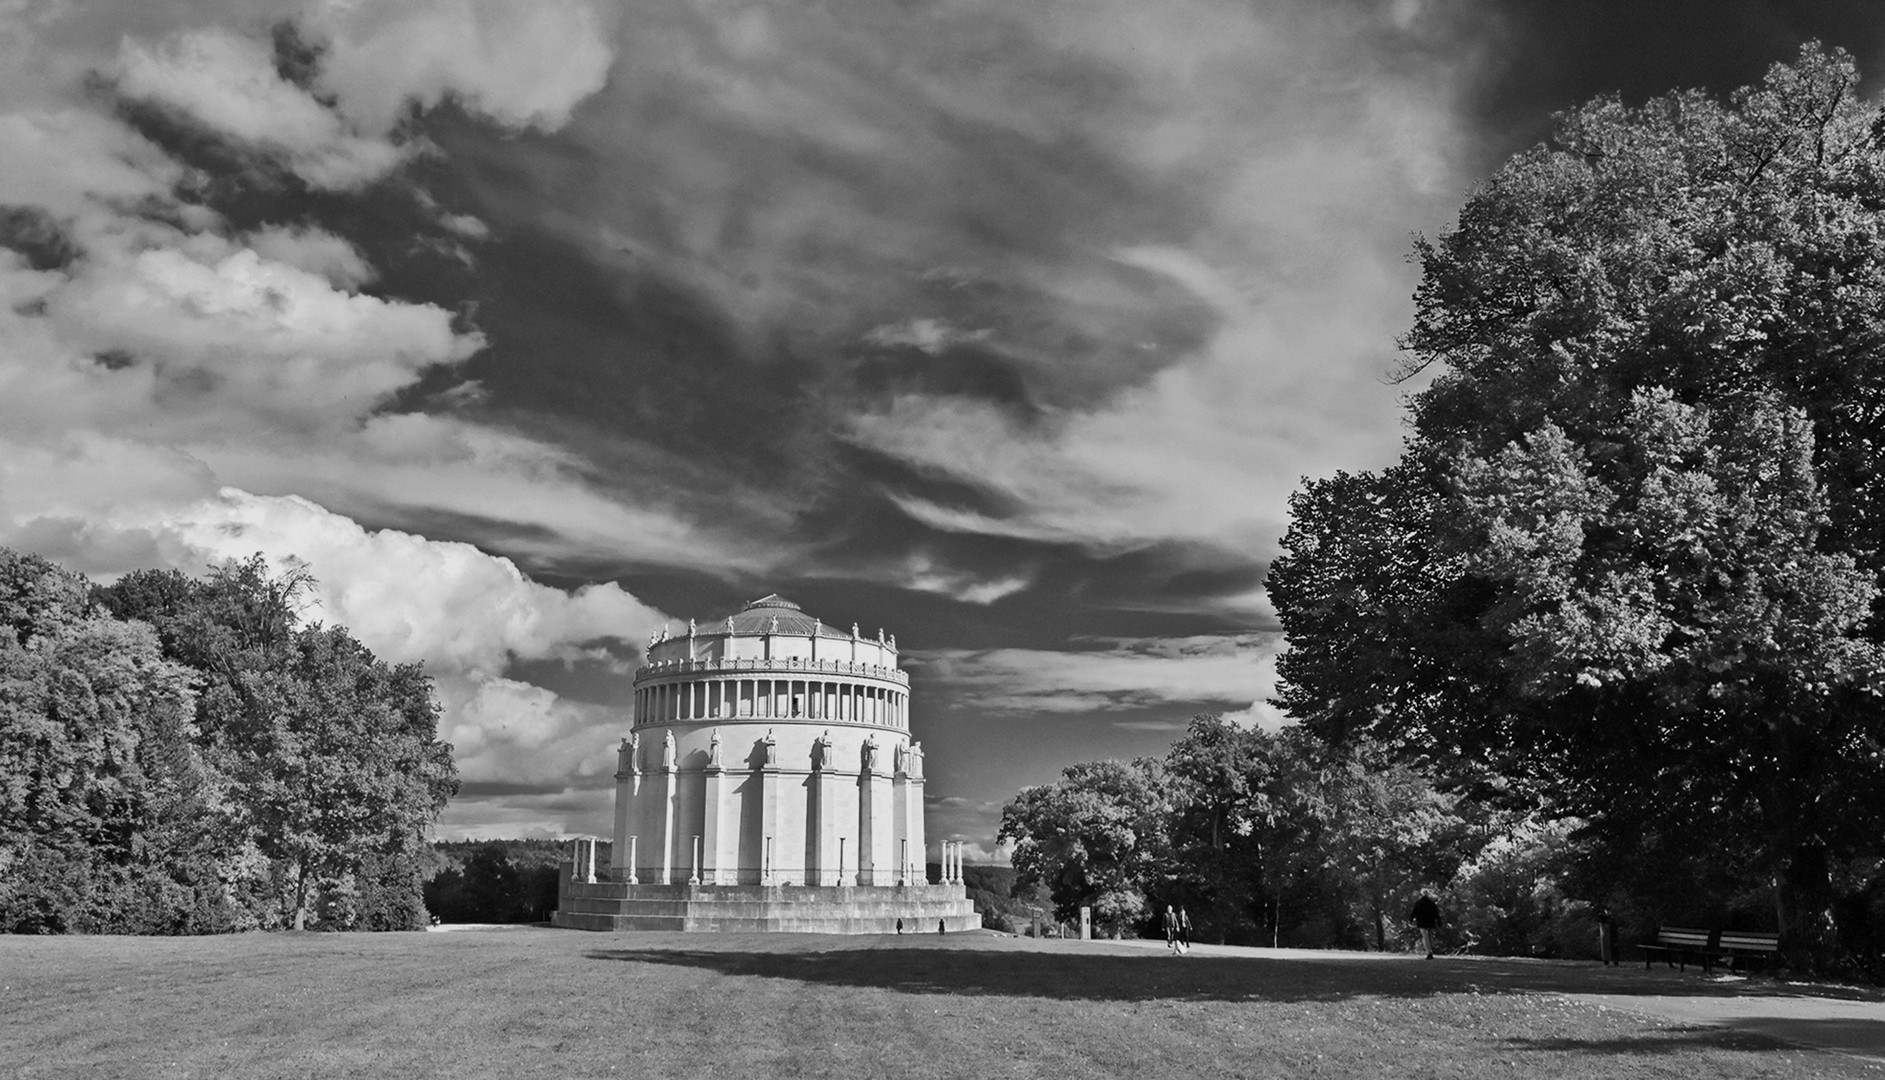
1409;891;1441;959
1163;904;1177;952
1177;907;1192;953
1595;904;1617;966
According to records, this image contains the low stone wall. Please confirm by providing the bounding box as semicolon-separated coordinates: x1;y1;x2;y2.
552;872;979;933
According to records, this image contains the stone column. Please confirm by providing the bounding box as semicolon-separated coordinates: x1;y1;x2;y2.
812;733;839;886
901;748;925;888
857;753;876;886
611;737;635;880
758;731;778;885
892;744;911;886
660;742;678;886
702;756;727;885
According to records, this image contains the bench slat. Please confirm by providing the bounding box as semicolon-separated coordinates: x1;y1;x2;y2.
1716;932;1779;952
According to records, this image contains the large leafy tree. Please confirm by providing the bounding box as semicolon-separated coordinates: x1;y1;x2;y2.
1270;45;1885;958
101;555;459;930
0;552;232;933
997;758;1168;935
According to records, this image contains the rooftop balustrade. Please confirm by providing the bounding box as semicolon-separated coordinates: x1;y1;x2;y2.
632;655;910;686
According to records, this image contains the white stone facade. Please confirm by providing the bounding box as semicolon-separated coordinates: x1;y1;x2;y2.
611;595;928;888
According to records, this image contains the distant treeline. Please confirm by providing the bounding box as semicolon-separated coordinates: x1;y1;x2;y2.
423;840;579;924
0;549;458;934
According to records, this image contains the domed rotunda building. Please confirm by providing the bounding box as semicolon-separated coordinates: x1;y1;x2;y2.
553;595;976;932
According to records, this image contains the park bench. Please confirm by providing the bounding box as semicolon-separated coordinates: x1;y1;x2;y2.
1637;925;1780;974
1713;930;1780;974
1637;925;1714;971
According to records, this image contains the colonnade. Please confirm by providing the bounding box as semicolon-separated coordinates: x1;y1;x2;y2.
938;840;966;885
635;678;908;728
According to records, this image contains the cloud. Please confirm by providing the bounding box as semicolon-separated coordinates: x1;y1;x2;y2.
245;225;376;288
0;1;654;840
888;553;1031;606
313;0;618;134
114;27;407;189
863;317;992;356
911;633;1283;719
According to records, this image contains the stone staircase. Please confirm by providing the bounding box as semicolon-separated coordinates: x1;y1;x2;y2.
553;875;978;933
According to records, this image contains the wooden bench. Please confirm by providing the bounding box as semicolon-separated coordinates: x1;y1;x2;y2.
1714;930;1780;973
1637;925;1715;971
1638;925;1780;974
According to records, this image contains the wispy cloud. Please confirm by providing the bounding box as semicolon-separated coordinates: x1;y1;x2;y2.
910;633;1283;719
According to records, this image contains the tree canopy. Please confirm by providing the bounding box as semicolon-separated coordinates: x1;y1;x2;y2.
1269;44;1885;962
1;548;458;933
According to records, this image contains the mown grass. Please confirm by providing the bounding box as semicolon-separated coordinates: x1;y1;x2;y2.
1;929;1877;1079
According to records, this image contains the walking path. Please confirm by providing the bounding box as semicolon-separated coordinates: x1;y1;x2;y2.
1099;936;1885;1066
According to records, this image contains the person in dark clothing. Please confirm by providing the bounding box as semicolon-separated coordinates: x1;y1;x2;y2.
1409;892;1441;959
1595;905;1617;966
1163;904;1177;952
1177;907;1192;952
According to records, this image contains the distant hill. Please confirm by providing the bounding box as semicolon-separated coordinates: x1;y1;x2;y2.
930;862;1052;932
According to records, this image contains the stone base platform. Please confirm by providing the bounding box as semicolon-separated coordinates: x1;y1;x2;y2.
553;876;978;934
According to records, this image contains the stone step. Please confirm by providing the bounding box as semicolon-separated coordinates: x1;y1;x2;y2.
553;879;979;934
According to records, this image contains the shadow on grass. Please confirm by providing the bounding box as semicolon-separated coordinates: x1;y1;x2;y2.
580;942;1826;1005
1503;1026;1796;1057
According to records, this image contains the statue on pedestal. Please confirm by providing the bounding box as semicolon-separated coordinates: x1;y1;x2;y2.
662;728;676;768
708;727;722;767
762;728;777;766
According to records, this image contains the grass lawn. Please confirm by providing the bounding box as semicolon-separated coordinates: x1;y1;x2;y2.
2;928;1877;1079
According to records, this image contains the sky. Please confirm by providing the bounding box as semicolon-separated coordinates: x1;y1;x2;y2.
5;0;1885;857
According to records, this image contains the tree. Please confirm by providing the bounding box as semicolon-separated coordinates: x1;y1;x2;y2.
1286;737;1465;951
1270;45;1885;962
0;554;234;933
102;556;459;931
1161;715;1274;942
997;759;1168;935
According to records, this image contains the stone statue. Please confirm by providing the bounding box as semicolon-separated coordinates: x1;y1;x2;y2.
708;727;722;767
725;615;735;634
763;728;777;766
862;736;878;773
627;730;640;771
768;616;779;634
813;729;832;769
662;728;676;768
851;622;859;640
617;737;633;774
688;618;696;637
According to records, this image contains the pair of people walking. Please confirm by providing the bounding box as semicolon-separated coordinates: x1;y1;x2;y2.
1163;904;1191;953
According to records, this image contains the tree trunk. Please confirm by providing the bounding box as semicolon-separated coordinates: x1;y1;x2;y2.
1777;841;1834;970
293;856;309;931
